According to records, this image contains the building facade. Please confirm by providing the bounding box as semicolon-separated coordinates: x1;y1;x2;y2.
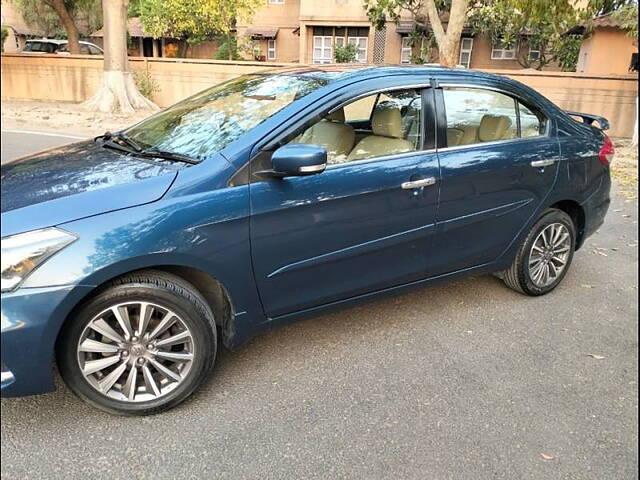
573;14;638;75
236;0;550;69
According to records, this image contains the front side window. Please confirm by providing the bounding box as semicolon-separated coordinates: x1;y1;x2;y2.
443;87;547;147
125;73;330;161
491;40;516;60
292;89;422;164
23;41;56;53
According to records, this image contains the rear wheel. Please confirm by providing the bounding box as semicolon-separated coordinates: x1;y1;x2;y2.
499;209;576;296
58;270;216;416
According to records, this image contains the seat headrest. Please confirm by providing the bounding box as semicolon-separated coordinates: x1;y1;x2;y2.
372;102;403;139
478;114;512;142
325;108;345;123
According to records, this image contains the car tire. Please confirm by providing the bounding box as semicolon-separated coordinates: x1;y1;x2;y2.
499;208;576;296
57;270;217;416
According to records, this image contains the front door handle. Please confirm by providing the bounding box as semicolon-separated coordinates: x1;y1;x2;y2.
530;159;557;168
401;177;437;189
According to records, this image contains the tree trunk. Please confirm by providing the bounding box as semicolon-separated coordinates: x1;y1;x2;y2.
424;0;469;67
82;0;157;114
44;0;80;54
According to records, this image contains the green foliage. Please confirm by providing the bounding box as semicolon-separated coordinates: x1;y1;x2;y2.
334;42;359;63
1;27;8;53
613;4;638;38
139;0;263;59
133;70;160;99
215;36;243;60
468;0;602;71
14;0;102;38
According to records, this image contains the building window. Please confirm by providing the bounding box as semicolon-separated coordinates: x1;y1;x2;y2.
459;37;473;68
528;47;540;62
630;53;638;72
491;40;516;60
400;36;412;64
268;0;284;4
313;36;333;64
267;39;276;60
348;37;368;63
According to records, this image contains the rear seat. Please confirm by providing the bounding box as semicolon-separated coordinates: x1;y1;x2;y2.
446;114;514;146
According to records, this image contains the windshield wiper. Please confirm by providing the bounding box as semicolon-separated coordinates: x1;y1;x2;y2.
141;147;201;165
98;130;143;152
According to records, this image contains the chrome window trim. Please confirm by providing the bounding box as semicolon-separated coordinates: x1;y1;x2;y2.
437;135;549;153
325;148;437;170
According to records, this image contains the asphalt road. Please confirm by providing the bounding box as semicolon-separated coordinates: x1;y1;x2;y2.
1;132;638;479
1;130;87;164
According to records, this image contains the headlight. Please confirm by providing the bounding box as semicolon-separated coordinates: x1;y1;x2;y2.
1;228;77;293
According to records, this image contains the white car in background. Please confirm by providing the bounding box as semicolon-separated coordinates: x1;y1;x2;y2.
21;39;103;55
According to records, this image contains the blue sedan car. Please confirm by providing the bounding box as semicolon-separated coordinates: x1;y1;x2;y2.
1;66;613;415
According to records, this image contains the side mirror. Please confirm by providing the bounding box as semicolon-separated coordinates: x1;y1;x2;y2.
260;144;327;178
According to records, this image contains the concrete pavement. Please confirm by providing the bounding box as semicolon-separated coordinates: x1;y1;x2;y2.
1;131;637;479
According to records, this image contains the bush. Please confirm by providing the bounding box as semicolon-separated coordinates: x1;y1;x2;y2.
134;70;160;100
216;37;242;61
334;43;358;63
1;27;8;53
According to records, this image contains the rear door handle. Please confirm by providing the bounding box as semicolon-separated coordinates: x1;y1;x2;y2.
401;177;437;189
530;159;557;168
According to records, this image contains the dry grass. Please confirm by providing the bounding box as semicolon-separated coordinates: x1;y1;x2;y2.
610;138;638;201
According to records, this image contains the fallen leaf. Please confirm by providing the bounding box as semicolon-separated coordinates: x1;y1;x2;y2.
587;354;605;360
540;453;554;460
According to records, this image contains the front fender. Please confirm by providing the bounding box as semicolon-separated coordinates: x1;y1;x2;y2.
22;184;267;346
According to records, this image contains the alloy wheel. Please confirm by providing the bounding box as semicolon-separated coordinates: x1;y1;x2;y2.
76;302;195;402
528;222;572;288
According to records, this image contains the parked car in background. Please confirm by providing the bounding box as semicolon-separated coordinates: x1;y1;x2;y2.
21;39;103;55
0;65;612;415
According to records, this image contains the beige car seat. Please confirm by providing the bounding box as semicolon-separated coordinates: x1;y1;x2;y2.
294;108;355;163
447;114;513;146
447;126;479;146
478;114;514;142
347;103;414;161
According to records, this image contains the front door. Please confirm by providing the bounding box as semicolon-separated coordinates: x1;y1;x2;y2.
249;87;439;318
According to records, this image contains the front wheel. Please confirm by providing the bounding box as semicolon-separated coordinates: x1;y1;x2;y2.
499;208;576;296
57;270;217;416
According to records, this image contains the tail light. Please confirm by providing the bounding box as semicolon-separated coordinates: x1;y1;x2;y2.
598;135;615;166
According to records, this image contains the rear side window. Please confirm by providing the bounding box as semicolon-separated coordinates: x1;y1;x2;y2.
519;101;547;137
443;87;546;147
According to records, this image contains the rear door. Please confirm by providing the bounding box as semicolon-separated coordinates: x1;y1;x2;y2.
430;83;560;276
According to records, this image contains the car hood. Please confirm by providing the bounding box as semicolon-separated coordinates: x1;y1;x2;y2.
1;140;184;237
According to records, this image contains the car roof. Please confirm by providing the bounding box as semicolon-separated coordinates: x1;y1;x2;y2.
259;64;510;85
26;39;97;46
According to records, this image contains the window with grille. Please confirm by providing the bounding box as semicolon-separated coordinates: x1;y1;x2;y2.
313;36;333;64
401;37;412;64
267;39;276;60
491;40;516;60
459;37;473;68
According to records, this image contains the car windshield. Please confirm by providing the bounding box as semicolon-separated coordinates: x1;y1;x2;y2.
123;73;331;161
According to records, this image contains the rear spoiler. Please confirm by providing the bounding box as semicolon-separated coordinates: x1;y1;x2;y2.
565;111;610;131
